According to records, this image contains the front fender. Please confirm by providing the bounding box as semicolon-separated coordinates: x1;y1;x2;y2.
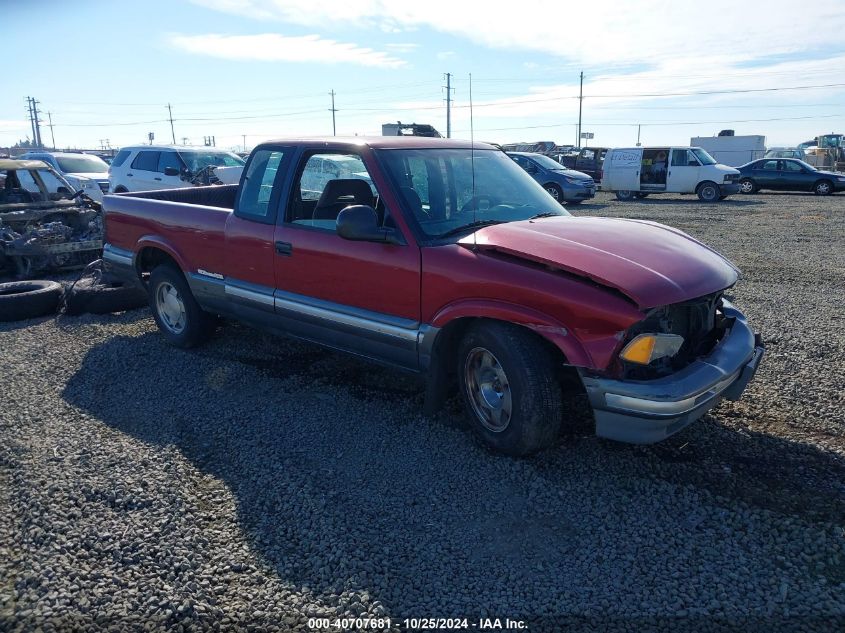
430;299;592;367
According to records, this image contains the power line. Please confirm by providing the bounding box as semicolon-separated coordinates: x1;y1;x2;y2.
329;90;337;136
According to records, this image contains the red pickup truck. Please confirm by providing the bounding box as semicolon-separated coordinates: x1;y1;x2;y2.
103;137;764;455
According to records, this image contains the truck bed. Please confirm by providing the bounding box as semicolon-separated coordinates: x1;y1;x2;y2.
117;184;238;209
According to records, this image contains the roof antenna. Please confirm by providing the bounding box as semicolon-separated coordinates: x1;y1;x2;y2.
470;72;477;250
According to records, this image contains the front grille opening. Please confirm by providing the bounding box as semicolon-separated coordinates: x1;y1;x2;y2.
620;291;728;379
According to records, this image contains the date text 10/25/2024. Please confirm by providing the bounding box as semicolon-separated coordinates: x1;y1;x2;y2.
307;617;528;630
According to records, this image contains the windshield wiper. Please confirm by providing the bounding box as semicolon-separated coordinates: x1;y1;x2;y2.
433;219;505;239
528;212;560;219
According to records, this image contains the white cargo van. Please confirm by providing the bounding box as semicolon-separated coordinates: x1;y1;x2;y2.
601;147;741;202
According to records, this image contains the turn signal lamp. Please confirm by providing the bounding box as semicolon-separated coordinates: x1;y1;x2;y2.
619;334;684;365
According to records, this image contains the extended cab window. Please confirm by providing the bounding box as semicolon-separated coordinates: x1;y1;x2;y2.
131;151;160;172
236;149;284;220
287;153;381;231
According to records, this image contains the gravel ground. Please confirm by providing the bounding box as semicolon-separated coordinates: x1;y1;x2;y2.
1;191;844;632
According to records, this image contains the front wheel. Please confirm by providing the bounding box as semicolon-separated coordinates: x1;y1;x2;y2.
615;190;635;201
457;321;563;456
739;178;756;194
149;264;215;348
697;181;720;202
814;180;833;196
544;183;563;204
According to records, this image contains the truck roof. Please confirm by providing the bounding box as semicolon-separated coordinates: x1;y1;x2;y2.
255;136;499;151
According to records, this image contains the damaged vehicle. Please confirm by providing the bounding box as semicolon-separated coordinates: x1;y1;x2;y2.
103;138;764;456
0;159;103;278
108;145;245;193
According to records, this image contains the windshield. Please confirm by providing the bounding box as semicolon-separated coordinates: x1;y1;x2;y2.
526;153;567;171
2;168;75;203
691;148;717;165
55;155;109;174
178;151;245;172
378;148;569;240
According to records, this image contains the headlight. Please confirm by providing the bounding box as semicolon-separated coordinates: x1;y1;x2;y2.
619;333;684;365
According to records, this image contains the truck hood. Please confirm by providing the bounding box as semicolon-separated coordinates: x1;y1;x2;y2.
459;216;739;308
66;172;109;181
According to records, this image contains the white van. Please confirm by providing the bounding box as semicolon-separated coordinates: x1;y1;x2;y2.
601;147;741;202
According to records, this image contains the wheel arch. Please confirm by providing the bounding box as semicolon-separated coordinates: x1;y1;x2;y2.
134;239;188;286
420;300;593;416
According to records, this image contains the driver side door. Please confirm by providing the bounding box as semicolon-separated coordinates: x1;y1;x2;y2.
271;148;422;369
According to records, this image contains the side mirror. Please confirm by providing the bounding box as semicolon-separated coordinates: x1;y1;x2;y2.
336;205;402;245
163;166;180;177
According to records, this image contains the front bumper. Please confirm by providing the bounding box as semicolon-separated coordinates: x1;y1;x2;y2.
565;184;597;201
579;302;764;444
721;182;741;195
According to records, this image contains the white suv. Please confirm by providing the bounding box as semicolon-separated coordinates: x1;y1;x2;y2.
108;145;246;193
18;151;110;202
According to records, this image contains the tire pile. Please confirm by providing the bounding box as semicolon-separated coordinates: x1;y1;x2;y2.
0;261;147;322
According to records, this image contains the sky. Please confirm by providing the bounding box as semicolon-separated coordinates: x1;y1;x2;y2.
3;0;845;152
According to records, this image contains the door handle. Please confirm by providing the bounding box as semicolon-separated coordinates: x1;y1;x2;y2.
127;173;134;177
154;177;162;181
275;241;293;256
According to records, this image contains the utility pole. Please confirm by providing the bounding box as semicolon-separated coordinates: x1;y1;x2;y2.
167;103;176;144
182;137;189;145
577;71;584;150
636;124;641;146
443;73;453;138
242;134;247;152
26;97;37;146
328;90;337;136
47;111;56;148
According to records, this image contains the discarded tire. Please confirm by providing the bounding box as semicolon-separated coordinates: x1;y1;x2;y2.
0;280;62;322
64;276;148;316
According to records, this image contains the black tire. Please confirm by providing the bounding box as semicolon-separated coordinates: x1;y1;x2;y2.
148;264;215;348
697;181;720;202
814;180;833;196
113;186;128;194
544;183;564;204
0;280;62;322
64;275;148;315
457;321;563;456
739;178;756;194
615;190;635;201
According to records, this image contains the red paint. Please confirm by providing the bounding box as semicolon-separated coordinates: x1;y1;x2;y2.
104;137;741;374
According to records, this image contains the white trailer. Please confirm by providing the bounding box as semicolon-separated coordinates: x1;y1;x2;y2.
689;135;766;167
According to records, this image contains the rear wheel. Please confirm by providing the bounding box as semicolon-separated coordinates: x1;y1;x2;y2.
814;180;833;196
149;265;215;348
457;321;563;456
615;190;635;201
697;181;720;202
739;178;756;194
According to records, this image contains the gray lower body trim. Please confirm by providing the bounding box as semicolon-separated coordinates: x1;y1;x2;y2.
103;243;134;268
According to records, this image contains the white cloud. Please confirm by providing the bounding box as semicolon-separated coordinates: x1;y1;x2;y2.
384;42;419;53
436;51;455;61
167;32;406;68
192;0;845;67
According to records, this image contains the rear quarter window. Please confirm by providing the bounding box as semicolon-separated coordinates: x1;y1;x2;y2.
131;151;160;172
111;150;131;167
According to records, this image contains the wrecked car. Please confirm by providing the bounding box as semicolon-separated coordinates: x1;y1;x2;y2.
0;159;103;278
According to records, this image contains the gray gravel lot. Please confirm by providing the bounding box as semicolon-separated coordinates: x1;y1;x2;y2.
1;191;844;632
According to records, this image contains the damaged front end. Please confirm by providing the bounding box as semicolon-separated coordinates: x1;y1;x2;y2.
1;210;103;278
0;159;104;278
